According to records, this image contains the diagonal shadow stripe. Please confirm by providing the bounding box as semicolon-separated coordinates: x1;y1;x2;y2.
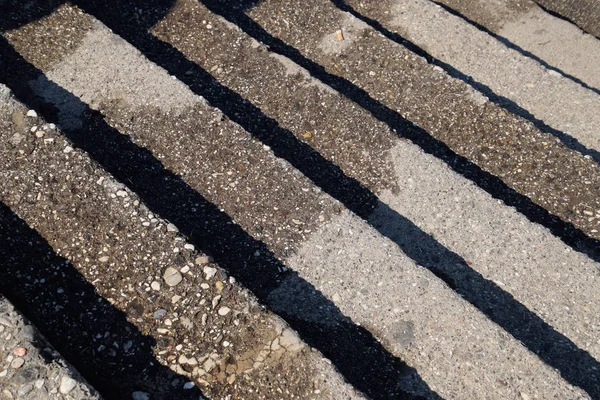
532;0;600;40
11;1;600;396
0;0;63;32
183;0;600;263
333;0;600;165
427;0;600;96
0;202;206;400
0;36;436;400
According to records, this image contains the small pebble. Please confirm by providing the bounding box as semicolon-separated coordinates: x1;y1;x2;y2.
212;295;222;309
184;243;195;251
59;376;77;394
180;266;190;274
18;383;34;396
98;256;109;263
166;223;179;232
203;266;217;280
151;281;161;291
34;379;44;388
132;391;150;400
26;109;38;118
183;382;195;390
163;267;183;287
63;146;73;154
13;347;26;357
195;255;214;264
186;357;198;365
35;131;44;138
153;309;167;319
218;306;231;316
10;358;24;369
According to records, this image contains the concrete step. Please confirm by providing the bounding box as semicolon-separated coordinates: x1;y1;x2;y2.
346;0;600;158
1;1;600;399
431;0;600;92
0;295;102;400
532;0;600;39
235;0;600;246
0;83;363;399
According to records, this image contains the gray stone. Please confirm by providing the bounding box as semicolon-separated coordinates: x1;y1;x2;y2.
10;358;24;369
17;383;34;396
166;223;179;232
391;320;415;348
59;376;77;394
132;391;150;400
163;267;183;287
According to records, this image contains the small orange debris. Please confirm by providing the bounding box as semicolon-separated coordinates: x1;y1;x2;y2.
13;347;27;357
336;30;344;41
302;131;313;139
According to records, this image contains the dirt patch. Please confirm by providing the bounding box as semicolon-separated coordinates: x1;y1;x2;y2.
4;4;94;70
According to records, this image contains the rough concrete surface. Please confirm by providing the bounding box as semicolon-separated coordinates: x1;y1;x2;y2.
246;0;600;243
2;1;600;399
358;0;600;155
435;0;600;90
533;0;600;38
0;296;102;400
0;82;362;399
277;208;590;399
29;23;201;129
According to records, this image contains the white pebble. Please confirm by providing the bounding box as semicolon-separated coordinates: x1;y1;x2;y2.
26;110;38;118
167;223;179;232
203;266;217;280
59;376;77;394
218;306;231;316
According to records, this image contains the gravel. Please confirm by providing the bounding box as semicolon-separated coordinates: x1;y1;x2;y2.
0;296;101;400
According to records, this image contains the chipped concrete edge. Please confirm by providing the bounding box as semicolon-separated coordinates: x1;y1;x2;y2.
0;296;102;399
